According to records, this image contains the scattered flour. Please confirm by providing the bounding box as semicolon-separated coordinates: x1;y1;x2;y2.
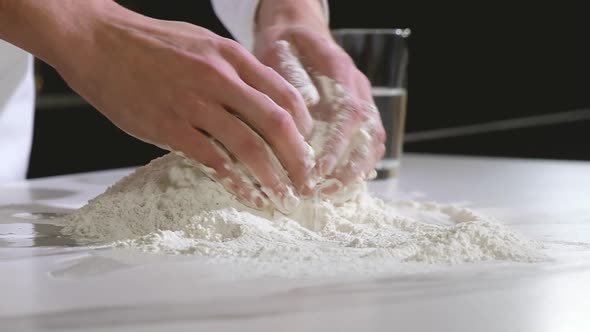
60;153;543;277
59;40;543;277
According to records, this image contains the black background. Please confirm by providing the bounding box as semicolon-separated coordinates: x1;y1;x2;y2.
28;1;590;178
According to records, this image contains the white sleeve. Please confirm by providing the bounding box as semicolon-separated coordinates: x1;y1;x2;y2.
0;40;35;182
211;0;329;51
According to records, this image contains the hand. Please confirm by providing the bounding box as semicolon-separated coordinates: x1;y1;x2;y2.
254;25;386;193
24;1;316;212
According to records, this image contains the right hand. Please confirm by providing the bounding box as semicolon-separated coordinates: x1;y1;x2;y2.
252;0;386;194
52;2;314;212
255;32;386;193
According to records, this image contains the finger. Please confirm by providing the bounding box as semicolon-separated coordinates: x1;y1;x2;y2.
222;40;313;137
322;141;386;195
290;32;357;91
360;101;386;142
209;140;271;211
312;77;367;177
286;34;376;178
361;109;387;180
217;73;316;193
320;104;384;193
190;103;301;214
354;71;374;104
163;119;269;209
344;107;387;181
268;40;320;107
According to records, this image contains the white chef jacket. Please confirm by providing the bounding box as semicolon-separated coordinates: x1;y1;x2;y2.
0;40;34;182
0;0;328;181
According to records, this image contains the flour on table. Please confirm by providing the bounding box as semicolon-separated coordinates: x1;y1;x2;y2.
60;153;543;276
59;41;543;277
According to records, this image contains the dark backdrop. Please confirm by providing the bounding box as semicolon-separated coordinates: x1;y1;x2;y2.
28;1;590;178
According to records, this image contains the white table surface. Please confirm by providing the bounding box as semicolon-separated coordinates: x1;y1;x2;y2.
1;153;589;332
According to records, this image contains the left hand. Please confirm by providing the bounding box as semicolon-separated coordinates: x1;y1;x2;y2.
254;24;386;193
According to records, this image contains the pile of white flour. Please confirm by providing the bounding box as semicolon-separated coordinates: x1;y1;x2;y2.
59;40;543;276
60;153;543;276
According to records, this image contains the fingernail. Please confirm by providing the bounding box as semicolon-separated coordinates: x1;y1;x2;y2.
299;165;321;197
254;196;265;209
248;188;269;210
300;85;320;107
283;185;301;212
303;177;318;193
300;185;313;197
302;142;316;170
261;184;300;214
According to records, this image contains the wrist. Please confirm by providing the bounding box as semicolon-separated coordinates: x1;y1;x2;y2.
256;0;330;37
0;0;126;69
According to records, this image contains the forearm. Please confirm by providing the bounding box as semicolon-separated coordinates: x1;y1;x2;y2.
0;0;119;68
256;0;329;34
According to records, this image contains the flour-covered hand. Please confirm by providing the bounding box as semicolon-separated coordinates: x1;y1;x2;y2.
254;3;386;191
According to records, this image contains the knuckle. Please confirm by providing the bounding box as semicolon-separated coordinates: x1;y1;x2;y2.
358;72;372;88
377;145;386;159
337;51;355;67
374;126;387;143
266;110;293;135
220;39;246;56
190;56;228;79
193;57;221;76
278;85;303;110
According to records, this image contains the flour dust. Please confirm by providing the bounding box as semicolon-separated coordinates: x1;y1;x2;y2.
59;153;544;277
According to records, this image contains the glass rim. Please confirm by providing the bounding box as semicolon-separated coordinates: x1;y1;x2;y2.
331;28;411;38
